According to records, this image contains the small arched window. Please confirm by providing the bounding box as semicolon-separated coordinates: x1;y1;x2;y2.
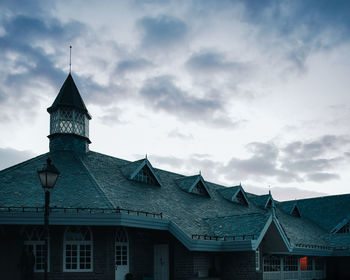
63;226;93;272
22;227;47;272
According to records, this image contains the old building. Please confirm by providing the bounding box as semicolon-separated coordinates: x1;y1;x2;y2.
0;73;349;280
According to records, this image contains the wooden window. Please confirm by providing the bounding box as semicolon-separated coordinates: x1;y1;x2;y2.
314;258;324;271
283;256;298;271
63;226;93;272
263;255;280;272
300;257;312;271
255;248;260;271
23;227;47;272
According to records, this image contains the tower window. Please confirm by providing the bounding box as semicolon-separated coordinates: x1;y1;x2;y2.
50;108;89;138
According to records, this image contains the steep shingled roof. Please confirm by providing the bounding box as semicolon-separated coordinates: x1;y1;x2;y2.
275;208;328;247
47;74;90;117
204;212;270;238
247;193;271;209
0;151;112;208
278;194;350;232
1;150;349;251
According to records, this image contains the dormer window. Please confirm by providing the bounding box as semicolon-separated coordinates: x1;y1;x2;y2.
218;185;249;206
175;174;211;197
193;180;208;195
337;222;350;234
291;205;301;218
236;191;248;205
134;165;159;185
121;158;162;187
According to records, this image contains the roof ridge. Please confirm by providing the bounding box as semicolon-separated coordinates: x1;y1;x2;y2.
90;151;231;189
75;154;116;208
281;193;350;203
89;150;132;164
0;152;49;174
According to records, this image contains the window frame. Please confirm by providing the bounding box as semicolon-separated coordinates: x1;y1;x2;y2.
255;248;260;271
24;240;48;273
63;227;93;272
22;227;48;273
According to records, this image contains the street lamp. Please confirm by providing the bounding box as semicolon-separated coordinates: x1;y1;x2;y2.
38;158;60;280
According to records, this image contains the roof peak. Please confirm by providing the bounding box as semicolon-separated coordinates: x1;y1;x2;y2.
47;73;90;117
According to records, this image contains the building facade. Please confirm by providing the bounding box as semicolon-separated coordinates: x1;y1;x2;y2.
0;73;350;280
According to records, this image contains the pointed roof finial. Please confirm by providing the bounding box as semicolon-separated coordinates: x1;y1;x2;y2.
69;45;72;74
199;170;201;175
239;182;242;187
145;154;148;159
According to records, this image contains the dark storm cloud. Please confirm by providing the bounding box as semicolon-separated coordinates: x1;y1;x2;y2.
306;173;340;183
281;135;350;176
0;0;52;17
0;13;108;122
140;75;220;114
283;135;350;159
136;15;188;48
139;75;243;127
282;158;340;173
150;153;220;179
0;147;36;170
150;155;184;167
220;0;350;72
0;14;85;88
221;142;299;182
239;0;350;39
219;135;350;184
140;75;234;125
186;51;247;73
116;58;153;73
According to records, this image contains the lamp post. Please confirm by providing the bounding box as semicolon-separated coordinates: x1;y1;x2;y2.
38;158;60;280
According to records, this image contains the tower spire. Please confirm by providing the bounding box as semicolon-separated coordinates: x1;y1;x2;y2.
69;45;72;74
47;72;91;153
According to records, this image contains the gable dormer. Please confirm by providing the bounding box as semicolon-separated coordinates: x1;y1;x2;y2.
218;185;249;206
336;222;350;234
175;174;210;197
290;204;301;217
265;196;272;209
249;193;272;209
121;157;161;186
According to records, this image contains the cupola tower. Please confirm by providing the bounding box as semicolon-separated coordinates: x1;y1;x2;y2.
47;73;91;153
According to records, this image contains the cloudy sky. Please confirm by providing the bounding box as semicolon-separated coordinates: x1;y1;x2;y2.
1;0;350;201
